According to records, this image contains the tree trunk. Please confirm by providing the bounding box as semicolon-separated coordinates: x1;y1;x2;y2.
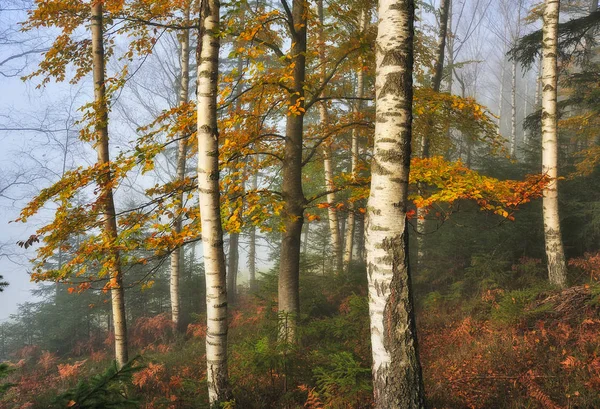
90;2;128;369
227;232;239;303
227;54;246;302
497;35;508;132
197;0;230;402
278;0;307;343
302;221;310;255
511;54;517;157
248;171;258;289
366;1;425;407
170;1;191;333
541;0;568;288
343;7;368;275
316;0;342;274
416;0;451;269
446;0;454;94
431;0;451;92
356;214;366;263
523;77;529;145
535;58;542;109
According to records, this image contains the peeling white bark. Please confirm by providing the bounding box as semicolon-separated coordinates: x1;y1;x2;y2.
197;0;230;402
366;0;425;407
541;0;568;287
170;1;191;332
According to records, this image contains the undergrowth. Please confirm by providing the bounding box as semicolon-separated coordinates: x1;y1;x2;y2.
3;258;600;408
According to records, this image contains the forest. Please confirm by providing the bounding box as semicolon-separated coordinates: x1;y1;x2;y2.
1;0;600;407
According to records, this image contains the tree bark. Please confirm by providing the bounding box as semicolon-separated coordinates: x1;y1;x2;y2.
197;0;230;402
366;0;425;407
278;0;307;343
511;54;517;157
446;0;454;94
302;221;310;255
317;0;342;274
356;214;365;263
248;171;258;290
90;2;128;369
416;0;451;269
498;39;507;131
431;0;451;93
343;7;368;275
227;54;244;304
541;0;568;288
170;1;192;333
227;232;239;303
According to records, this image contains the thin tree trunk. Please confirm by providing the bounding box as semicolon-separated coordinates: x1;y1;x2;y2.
431;0;450;92
498;40;507;130
90;2;128;369
170;1;191;333
197;0;230;402
343;8;368;275
227;55;244;304
248;171;258;290
317;0;342;274
356;214;365;263
278;0;307;343
446;0;454;94
511;54;517;157
541;0;568;287
416;0;450;269
227;232;239;303
523;77;529;145
367;0;425;407
302;221;310;255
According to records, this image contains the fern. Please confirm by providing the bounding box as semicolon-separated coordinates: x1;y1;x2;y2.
53;357;143;409
520;371;563;409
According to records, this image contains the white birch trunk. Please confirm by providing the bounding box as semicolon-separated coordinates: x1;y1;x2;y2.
343;8;368;275
541;0;568;287
90;2;128;368
498;41;507;131
366;0;425;407
197;0;230;402
535;58;542;108
170;2;191;333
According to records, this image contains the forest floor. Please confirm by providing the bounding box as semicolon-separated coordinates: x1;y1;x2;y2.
2;273;600;409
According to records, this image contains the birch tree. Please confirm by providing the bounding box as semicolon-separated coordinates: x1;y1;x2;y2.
541;0;568;287
90;1;128;368
343;6;369;275
196;0;230;401
170;1;192;332
365;0;425;407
